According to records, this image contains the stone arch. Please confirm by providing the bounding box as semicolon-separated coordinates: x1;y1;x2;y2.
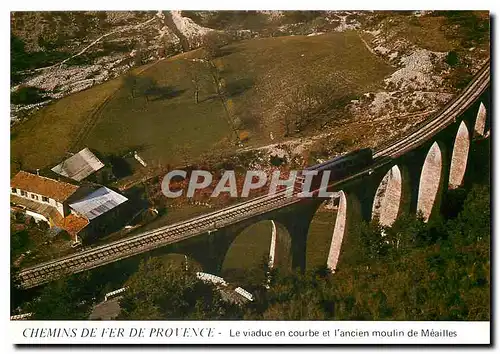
327;191;347;272
371;165;402;227
474;102;487;137
449;121;470;189
305;198;338;270
417;142;443;221
221;220;291;283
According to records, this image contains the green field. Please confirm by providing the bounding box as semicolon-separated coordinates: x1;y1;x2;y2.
11;31;393;175
221;207;339;282
222;220;273;275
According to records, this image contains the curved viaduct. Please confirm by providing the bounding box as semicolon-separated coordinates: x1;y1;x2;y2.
17;61;491;289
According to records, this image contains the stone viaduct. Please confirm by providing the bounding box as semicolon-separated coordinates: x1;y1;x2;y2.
17;63;490;289
161;88;490;276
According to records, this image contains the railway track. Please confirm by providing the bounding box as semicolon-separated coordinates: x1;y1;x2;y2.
17;61;490;289
374;62;490;159
19;189;300;288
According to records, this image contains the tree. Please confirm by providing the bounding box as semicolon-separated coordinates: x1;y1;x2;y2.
11;34;27;84
281;83;334;135
445;50;460;67
161;39;179;58
11;265;27;314
245;181;490;321
11;86;47;105
132;42;147;66
282;11;323;24
118;257;243;320
123;76;158;102
204;59;240;141
136;77;158;102
123;73;138;98
201;31;229;60
448;184;490;245
27;272;99;320
186;61;202;104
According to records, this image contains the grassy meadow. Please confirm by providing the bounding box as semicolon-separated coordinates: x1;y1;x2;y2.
11;31;393;175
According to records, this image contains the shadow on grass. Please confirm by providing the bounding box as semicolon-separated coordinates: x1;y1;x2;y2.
198;78;254;103
148;87;187;101
215;45;243;59
225;78;254;97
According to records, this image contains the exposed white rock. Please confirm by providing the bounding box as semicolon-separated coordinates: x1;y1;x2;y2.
258;10;284;21
374;45;390;55
370;91;394;115
170;10;212;42
307;32;324;37
388;51;399;61
334;15;361;32
385;49;447;91
365;90;453;118
158;25;181;46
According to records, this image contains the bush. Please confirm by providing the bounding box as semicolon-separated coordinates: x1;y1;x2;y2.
201;32;231;59
270;155;286;166
439;11;490;46
446;67;473;90
445;50;460;67
11;86;47;105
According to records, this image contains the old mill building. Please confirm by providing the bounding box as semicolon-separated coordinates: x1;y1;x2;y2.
10;170;130;243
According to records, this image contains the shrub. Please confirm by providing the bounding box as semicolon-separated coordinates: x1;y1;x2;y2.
445;50;459;67
11;86;47;105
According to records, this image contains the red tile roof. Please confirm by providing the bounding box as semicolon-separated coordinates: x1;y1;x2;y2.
11;194;89;237
11;171;79;202
56;214;89;237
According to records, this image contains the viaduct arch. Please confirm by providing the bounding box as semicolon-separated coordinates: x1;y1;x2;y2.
371;165;402;227
449;121;470;189
417;141;444;221
326;191;347;272
474;102;487;137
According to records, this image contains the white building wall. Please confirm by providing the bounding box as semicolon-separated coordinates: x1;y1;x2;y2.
55;201;64;216
25;210;49;223
10;188;65;217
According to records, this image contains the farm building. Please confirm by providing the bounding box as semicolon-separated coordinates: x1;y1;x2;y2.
10;170;134;243
67;186;139;243
51;147;104;181
10;171;88;238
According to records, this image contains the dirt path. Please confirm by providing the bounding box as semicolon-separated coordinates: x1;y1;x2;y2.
358;32;378;56
33;16;158;73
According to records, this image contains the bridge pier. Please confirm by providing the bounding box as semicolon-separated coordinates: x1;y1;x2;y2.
270;199;322;272
168;199;323;275
165;229;237;274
